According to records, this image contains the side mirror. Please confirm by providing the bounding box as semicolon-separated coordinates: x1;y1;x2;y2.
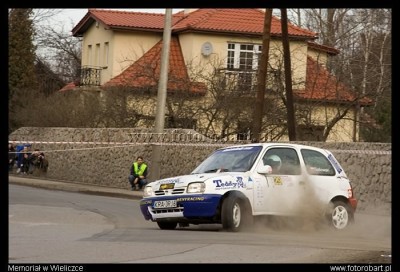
257;165;273;175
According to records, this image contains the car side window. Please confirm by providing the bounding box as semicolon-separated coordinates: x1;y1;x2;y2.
301;149;336;176
262;148;301;175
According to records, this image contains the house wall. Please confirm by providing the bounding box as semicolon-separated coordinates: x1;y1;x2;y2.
159;90;356;142
82;22;162;84
307;48;329;65
288;40;309;89
178;34;309;90
112;31;162;74
310;105;357;142
268;40;310;90
126;95;157;118
121;89;356;142
81;22;114;84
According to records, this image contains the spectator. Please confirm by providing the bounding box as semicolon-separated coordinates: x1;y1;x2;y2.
16;144;31;173
128;156;148;191
8;143;16;172
16;144;31;174
20;153;31;175
30;149;49;175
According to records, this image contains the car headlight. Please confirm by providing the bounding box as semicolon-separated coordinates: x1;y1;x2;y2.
187;182;205;193
143;186;153;197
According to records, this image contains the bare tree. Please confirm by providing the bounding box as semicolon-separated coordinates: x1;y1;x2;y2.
35;26;82;84
287;8;391;142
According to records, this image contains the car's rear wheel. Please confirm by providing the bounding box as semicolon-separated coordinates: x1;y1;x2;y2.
157;221;178;230
327;201;354;230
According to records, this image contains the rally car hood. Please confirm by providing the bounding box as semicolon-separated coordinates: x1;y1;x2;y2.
150;172;246;188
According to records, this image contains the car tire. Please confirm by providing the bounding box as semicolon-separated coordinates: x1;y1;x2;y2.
157;221;178;230
222;195;252;232
327;200;354;230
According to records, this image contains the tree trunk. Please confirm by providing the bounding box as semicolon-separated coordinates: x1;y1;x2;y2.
281;9;296;141
252;9;273;142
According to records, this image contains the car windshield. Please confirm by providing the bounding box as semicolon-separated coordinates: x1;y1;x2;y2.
191;145;262;174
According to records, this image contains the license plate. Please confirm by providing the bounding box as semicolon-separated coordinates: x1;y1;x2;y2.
153;200;177;209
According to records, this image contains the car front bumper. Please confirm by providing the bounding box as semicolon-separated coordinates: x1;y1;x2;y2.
139;194;222;221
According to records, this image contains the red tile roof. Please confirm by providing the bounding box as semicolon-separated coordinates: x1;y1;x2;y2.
294;57;373;106
103;36;207;94
172;9;317;38
59;82;77;92
73;9;184;35
73;9;317;39
307;41;339;55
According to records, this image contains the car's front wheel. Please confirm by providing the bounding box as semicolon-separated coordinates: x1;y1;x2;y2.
327;201;354;230
221;195;252;232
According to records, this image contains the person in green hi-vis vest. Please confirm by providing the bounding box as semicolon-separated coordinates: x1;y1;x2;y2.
128;156;148;191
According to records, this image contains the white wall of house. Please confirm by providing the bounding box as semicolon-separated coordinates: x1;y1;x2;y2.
307;48;329;65
112;31;162;74
81;21;114;84
179;33;310;91
82;22;326;90
82;22;162;84
311;105;357;142
287;40;309;89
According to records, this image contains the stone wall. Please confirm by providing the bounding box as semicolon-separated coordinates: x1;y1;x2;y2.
9;127;391;212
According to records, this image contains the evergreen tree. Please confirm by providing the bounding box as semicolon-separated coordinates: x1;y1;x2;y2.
8;8;38;133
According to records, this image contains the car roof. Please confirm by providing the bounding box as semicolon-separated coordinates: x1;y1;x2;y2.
219;142;330;153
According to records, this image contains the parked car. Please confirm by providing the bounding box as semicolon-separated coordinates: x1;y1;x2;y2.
139;143;357;231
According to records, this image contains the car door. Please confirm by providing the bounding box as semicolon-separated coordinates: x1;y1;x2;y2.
299;148;350;205
253;147;304;215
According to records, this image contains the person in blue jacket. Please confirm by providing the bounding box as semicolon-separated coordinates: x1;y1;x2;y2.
15;143;31;173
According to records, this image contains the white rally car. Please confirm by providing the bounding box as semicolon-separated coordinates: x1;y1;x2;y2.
139;143;357;231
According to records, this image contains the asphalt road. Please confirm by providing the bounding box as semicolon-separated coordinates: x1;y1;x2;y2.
8;175;392;264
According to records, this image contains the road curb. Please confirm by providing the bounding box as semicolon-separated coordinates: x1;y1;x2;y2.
8;175;143;200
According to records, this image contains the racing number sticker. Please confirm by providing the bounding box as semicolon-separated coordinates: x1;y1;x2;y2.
273;176;282;185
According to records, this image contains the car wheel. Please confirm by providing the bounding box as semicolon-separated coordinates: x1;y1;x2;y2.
222;195;252;232
328;201;354;230
157;221;178;230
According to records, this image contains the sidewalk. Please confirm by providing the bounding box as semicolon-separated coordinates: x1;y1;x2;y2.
8;174;143;200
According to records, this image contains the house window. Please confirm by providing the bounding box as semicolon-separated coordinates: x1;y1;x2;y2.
95;43;101;67
103;42;109;68
87;45;92;66
297;125;324;141
226;43;262;90
227;43;262;71
236;122;251;141
166;116;197;130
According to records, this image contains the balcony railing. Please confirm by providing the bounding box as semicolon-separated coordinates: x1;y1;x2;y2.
80;66;102;86
219;69;257;93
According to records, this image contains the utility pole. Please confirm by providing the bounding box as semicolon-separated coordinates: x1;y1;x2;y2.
150;8;172;182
